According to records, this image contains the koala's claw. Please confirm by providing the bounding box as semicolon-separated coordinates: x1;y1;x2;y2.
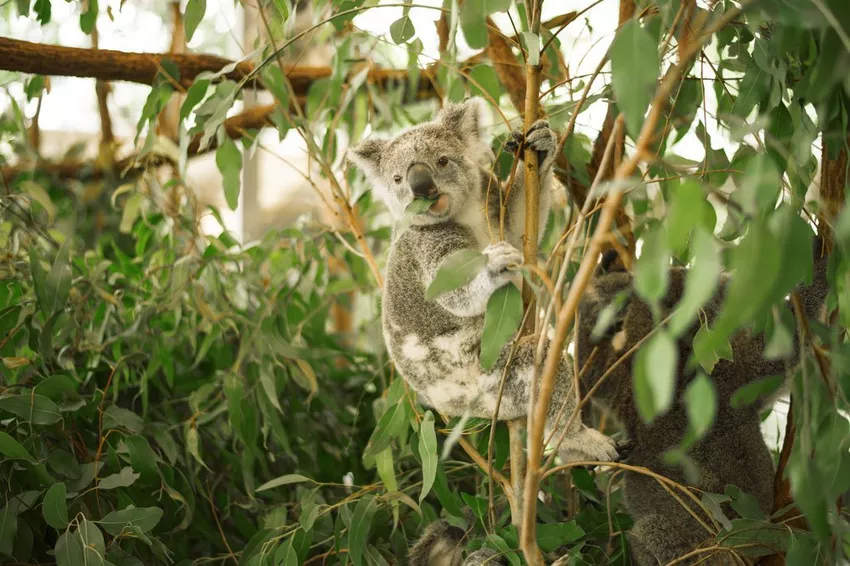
616;438;635;461
483;242;523;276
506;119;556;161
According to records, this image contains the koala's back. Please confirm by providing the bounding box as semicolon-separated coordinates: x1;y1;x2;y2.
383;222;485;412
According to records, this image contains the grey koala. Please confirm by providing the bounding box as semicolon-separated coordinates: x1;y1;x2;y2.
348;97;625;462
348;97;626;564
575;236;831;565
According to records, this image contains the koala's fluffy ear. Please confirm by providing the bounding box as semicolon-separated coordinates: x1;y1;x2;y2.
438;97;493;146
347;138;388;181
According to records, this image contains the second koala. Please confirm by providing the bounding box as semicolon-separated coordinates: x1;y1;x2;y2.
348;97;625;468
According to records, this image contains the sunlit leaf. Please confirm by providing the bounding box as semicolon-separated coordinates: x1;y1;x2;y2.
611;19;660;138
418;411;437;504
634;330;678;422
184;0;206;43
480;284;523;370
426;249;487;300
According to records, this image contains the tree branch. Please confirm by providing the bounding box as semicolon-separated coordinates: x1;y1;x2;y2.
0;36;437;98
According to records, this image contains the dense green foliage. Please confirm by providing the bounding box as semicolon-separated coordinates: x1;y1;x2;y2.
1;0;850;564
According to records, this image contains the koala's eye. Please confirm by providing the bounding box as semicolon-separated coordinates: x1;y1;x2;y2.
437;156;449;167
393;175;402;184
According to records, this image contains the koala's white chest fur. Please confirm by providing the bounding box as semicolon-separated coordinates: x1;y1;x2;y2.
453;193;491;250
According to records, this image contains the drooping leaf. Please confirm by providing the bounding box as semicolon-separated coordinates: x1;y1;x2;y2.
684;373;716;439
348;495;377;566
184;0;206;43
216;137;243;211
480;284;523;370
634;224;671;307
418;411;437;504
669;228;721;337
426;249;487;300
634;330;678;422
611;19;660;138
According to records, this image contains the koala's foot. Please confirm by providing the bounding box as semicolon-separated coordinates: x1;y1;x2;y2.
505;120;556;164
463;549;505;566
483;241;523;285
559;425;621;464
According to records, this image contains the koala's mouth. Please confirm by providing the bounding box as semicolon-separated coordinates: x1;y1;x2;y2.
429;194;450;214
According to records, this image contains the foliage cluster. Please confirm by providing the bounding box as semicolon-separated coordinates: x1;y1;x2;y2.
1;0;850;564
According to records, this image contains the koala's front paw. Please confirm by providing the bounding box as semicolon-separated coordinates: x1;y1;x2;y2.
505;120;556;162
483;242;523;280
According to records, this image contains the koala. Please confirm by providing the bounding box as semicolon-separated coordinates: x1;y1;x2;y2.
575;235;831;565
348;97;626;461
348;97;626;563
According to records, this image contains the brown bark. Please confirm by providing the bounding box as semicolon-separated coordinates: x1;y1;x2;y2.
157;1;187;142
819;135;849;250
0;36;437;99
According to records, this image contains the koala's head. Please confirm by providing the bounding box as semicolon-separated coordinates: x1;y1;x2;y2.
347;97;494;225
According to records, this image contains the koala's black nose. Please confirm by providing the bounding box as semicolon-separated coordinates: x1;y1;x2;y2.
407;163;437;199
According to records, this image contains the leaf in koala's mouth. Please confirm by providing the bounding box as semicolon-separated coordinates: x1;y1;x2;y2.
405;197;438;215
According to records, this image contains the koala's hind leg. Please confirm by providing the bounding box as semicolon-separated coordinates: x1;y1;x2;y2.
475;335;623;463
629;513;727;566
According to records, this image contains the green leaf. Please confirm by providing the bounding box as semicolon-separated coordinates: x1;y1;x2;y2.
669;228;721;337
99;507;163;536
0;431;35;462
389;16;415;44
256;474;313;493
363;400;407;462
734;153;781;217
634;224;671;307
55;530;85;566
79;0;98;34
521;32;540;66
275;535;300;566
0;394;62;425
469;65;501;102
42;483;68;530
426;249;487;300
730;375;784;409
666;178;715;258
78;519;106;564
537;521;585;552
103;405;144;434
419;411;437;504
634;330;678;422
216;137;243;211
692;324;734;374
611;19;660;139
684;373;716;439
405;197;437;215
262;65;290;109
180;79;210;122
460;0;488;49
348;495;377;566
184;0;206;42
98;467;140;490
480;284;523;370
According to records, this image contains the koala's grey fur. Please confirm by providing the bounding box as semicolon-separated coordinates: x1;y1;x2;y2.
348;97;625;460
576;236;831;565
349;98;625;565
